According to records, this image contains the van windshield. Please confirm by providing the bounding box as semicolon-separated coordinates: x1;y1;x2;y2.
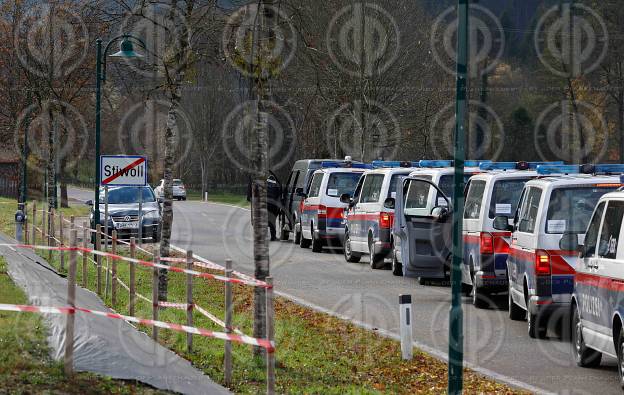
488;178;532;218
387;172;412;198
326;172;362;197
546;186;617;234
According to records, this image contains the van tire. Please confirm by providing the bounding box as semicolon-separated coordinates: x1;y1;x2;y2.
528;311;547;339
343;231;361;263
279;216;290;241
369;238;385;269
572;304;602;367
311;223;323;253
299;221;311;248
508;284;524;321
461;283;472;296
391;247;403;276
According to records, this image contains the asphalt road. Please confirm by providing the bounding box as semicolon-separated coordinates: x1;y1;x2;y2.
68;188;621;394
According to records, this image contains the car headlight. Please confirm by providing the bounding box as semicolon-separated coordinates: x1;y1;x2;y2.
143;210;160;219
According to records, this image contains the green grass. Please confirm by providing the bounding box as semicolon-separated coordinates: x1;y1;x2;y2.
186;191;250;208
0;197;523;394
0;256;166;394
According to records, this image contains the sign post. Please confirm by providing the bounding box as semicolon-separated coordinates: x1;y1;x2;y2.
99;155;148;244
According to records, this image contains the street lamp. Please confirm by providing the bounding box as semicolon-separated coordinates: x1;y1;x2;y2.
94;35;145;227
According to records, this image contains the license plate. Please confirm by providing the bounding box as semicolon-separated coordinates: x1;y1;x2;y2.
116;221;139;229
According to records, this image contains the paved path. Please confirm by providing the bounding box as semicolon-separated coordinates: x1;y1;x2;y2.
169;200;620;395
0;231;229;395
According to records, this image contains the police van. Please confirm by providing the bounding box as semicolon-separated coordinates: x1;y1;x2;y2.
496;164;623;338
279;157;362;243
462;162;561;308
299;162;370;252
569;188;624;385
341;161;419;271
391;160;486;281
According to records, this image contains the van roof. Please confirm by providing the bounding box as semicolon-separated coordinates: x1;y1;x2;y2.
469;170;538;181
524;174;623;188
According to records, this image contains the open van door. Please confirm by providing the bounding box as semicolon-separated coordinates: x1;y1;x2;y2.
399;177;453;279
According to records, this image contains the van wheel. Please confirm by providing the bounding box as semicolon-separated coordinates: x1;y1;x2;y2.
528;311;547;339
294;223;301;245
299;221;311;248
572;304;602;367
617;329;624;387
279;216;289;241
343;231;361;263
368;238;384;269
391;247;403;276
508;283;524;321
311;223;323;252
472;273;489;309
461;283;472;296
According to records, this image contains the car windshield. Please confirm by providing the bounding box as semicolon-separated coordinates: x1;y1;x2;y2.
546;186;617;234
173;180;183;186
488;178;531;218
326;172;362;197
100;187;156;204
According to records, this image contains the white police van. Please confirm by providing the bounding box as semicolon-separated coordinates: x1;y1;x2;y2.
341;161;419;271
392;160;486;281
497;164;623;339
462;162;561;308
570;187;624;386
300;162;370;252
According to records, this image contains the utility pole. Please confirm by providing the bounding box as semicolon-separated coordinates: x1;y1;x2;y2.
449;0;468;393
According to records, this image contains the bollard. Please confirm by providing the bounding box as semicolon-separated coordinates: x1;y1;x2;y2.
129;237;136;317
48;209;54;261
204;191;208;202
64;229;77;375
14;207;25;243
111;230;118;306
186;250;194;352
82;222;88;287
224;259;233;387
24;202;29;245
152;249;160;341
266;276;275;395
399;294;413;360
59;212;65;271
31;202;37;245
96;224;102;295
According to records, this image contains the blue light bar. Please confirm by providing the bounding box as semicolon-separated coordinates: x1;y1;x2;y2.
320;161;372;169
371;161;419;168
480;161;565;171
419;160;453;168
465;160;491;167
593;164;624;174
536;165;581;175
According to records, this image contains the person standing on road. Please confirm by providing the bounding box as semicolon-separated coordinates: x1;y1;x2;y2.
247;173;282;241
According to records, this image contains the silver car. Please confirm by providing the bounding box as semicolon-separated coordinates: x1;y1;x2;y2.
154;178;187;201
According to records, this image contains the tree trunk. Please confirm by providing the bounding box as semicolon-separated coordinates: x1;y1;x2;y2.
46;104;56;210
619;90;624;162
60;156;69;208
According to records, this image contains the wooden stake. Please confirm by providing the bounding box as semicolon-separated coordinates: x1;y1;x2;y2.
186;250;194;352
31;201;36;245
82;222;88;288
152;249;160;341
95;224;102;295
59;211;65;271
266;276;275;395
129;237;136;317
224;259;233;387
24;202;29;245
64;229;77;376
111;230;117;306
48;209;54;261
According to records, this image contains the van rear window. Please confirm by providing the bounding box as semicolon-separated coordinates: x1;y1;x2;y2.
326;172;362;197
546;186;617;234
488;178;531;219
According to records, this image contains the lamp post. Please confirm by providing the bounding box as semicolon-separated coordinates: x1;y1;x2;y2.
93;35;145;227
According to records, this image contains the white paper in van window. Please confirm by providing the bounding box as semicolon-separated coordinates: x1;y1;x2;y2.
547;220;566;233
437;197;448;206
496;203;512;214
328;189;338;196
391;192;397;198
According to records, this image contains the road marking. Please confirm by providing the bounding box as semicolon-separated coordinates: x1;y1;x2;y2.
170;240;552;395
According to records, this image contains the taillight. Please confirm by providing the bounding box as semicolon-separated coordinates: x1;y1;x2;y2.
317;205;327;218
479;233;494;254
535;250;551;276
380;212;393;229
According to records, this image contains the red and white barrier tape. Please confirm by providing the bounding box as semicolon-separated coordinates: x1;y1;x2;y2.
0;244;272;289
194;304;244;335
0;303;275;352
158;301;190;310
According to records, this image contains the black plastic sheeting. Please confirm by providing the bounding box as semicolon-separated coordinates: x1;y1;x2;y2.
0;233;229;395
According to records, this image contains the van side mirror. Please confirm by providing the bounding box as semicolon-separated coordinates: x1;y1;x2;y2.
493;215;512;231
431;206;450;221
296;187;306;197
86;200;94;206
383;197;395;210
559;232;580;252
340;193;352;204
